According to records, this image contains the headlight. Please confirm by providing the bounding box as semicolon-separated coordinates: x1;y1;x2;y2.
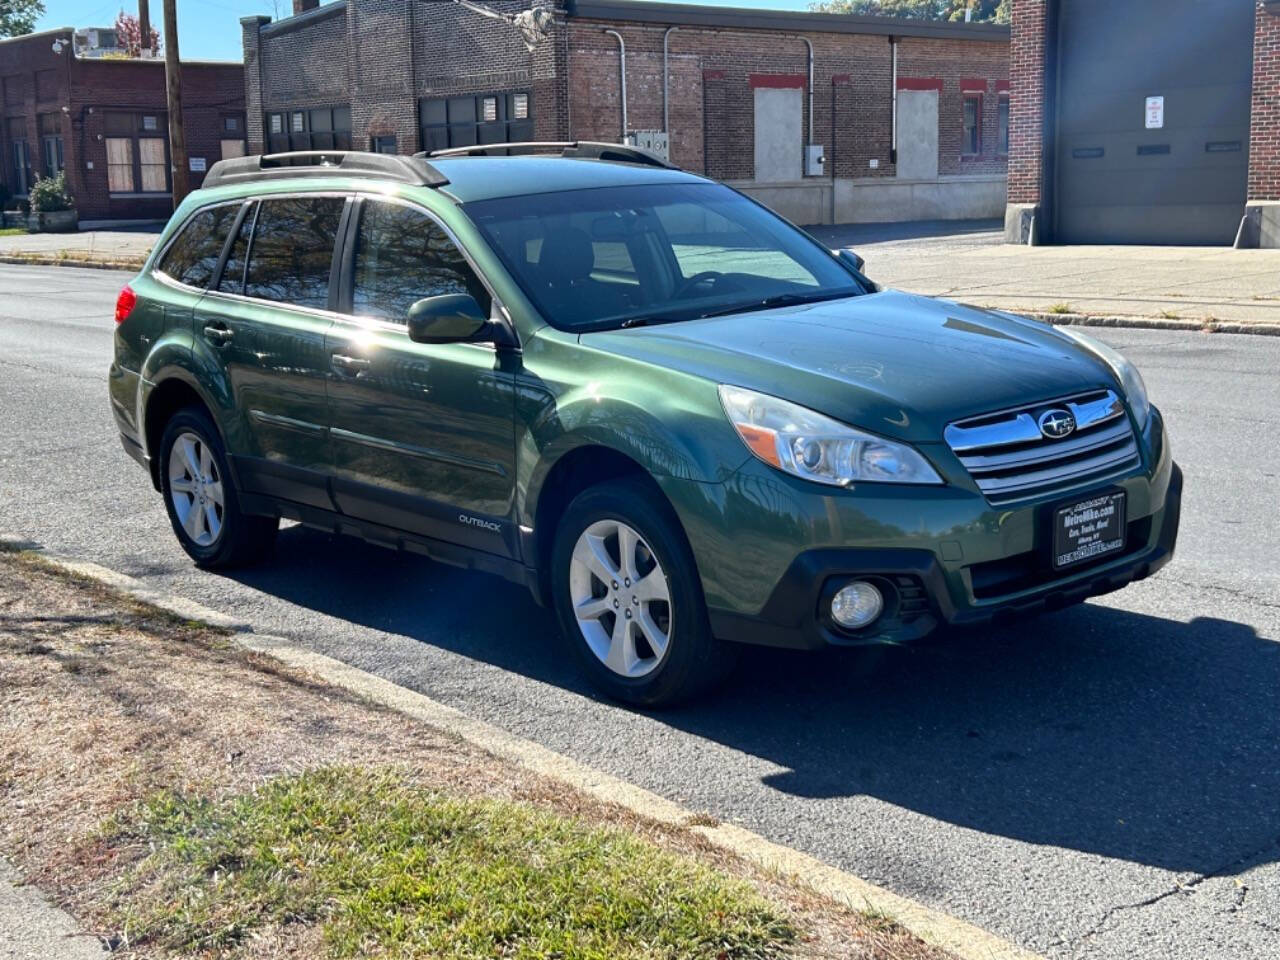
718;385;943;487
1057;328;1151;428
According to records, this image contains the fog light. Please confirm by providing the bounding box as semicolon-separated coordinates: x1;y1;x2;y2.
830;581;884;630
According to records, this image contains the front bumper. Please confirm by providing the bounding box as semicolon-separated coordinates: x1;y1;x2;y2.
683;406;1180;651
708;462;1181;649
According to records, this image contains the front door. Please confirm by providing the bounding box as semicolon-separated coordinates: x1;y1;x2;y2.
196;194;348;509
324;196;519;558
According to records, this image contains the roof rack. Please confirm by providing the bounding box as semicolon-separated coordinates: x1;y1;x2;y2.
201;151;449;190
421;141;675;169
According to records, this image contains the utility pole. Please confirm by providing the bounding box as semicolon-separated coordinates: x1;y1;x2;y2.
162;0;189;207
138;0;151;57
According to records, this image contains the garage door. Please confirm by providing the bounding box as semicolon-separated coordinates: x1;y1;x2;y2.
1054;0;1254;245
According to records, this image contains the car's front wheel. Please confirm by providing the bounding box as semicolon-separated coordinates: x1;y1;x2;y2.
159;407;277;569
551;478;733;706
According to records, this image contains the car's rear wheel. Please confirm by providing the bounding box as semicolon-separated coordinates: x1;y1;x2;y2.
159;407;277;569
551;478;733;706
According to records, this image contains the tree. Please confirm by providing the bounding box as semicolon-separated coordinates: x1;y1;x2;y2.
113;9;161;57
0;0;46;39
809;0;1010;23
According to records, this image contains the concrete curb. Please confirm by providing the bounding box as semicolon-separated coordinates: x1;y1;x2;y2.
0;255;143;271
1;535;1045;960
1030;311;1280;337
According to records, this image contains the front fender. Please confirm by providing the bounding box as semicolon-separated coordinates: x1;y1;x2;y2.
515;381;749;529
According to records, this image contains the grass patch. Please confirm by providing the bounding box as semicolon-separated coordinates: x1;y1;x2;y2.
1158;309;1180;319
107;766;795;959
0;226;28;237
1046;302;1074;315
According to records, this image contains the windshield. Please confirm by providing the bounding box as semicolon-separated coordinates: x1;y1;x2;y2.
464;182;866;332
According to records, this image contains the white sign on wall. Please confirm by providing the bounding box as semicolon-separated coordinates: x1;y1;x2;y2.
189;157;207;173
1145;96;1165;130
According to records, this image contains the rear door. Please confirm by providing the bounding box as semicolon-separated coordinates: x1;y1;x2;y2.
194;193;349;509
152;199;243;347
324;195;519;557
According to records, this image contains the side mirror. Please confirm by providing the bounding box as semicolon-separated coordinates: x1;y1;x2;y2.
834;248;866;274
406;294;489;344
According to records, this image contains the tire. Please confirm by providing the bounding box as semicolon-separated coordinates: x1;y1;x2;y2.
158;406;277;569
550;477;735;707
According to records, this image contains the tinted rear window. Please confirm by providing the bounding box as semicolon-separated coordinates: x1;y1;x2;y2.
216;202;255;296
159;204;238;288
243;196;345;310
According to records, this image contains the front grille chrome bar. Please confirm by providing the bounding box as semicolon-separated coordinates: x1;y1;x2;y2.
944;390;1125;453
945;390;1140;505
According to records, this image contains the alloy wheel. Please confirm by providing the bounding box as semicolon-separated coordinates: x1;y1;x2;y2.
569;519;672;678
167;431;225;547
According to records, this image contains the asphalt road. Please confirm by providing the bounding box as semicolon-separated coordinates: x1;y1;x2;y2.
3;262;1278;959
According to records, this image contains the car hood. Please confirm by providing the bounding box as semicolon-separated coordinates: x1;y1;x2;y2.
580;290;1119;443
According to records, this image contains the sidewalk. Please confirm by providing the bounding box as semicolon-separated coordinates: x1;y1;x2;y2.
812;221;1280;326
0;860;104;960
0;228;157;269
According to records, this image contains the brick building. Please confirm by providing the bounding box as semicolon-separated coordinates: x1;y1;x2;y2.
0;28;245;222
241;0;1010;225
1006;0;1280;247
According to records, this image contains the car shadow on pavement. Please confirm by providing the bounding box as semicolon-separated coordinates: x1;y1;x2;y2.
230;524;1280;879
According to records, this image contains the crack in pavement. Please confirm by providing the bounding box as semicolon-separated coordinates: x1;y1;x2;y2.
1051;836;1280;950
1161;576;1280;614
0;357;106;382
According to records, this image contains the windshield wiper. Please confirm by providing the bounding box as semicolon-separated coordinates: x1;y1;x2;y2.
616;315;684;329
698;289;859;320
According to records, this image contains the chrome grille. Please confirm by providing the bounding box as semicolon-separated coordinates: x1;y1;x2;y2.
944;390;1140;505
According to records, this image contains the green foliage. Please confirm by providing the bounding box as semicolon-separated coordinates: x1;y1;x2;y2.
106;767;796;958
809;0;1011;23
0;0;45;39
28;171;74;213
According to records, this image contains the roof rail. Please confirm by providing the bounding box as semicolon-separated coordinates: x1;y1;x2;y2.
201;151;449;190
421;140;675;169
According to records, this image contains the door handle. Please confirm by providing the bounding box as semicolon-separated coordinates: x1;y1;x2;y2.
202;324;233;345
331;354;371;376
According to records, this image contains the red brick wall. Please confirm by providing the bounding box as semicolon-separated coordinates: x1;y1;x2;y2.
71;60;245;219
1007;0;1047;205
0;30;74;206
567;19;1008;182
242;3;1006;185
1250;2;1280;201
0;30;243;219
249;0;568;154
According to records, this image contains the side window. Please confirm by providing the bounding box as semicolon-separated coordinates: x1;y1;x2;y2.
962;94;982;156
998;95;1010;155
351;200;490;323
216;202;255;296
243;196;345;309
158;204;238;289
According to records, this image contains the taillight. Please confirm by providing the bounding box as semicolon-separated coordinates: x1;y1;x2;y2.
114;285;137;325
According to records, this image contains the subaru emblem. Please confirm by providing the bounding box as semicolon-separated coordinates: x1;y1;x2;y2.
1038;408;1077;439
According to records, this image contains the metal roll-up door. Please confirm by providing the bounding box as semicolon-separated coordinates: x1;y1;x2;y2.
1054;0;1254;245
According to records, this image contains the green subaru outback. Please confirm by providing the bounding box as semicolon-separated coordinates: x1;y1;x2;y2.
109;145;1181;705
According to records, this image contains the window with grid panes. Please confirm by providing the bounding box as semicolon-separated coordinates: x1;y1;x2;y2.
419;91;533;153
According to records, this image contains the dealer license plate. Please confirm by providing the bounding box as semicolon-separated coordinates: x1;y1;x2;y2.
1052;491;1127;570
